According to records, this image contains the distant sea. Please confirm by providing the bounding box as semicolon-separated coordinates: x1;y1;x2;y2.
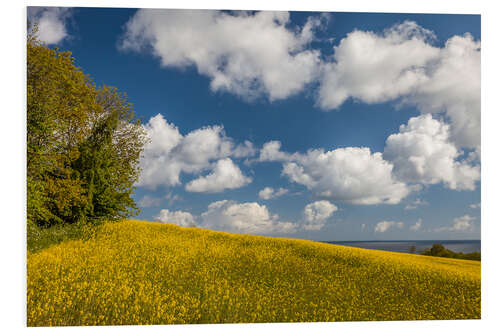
323;240;481;254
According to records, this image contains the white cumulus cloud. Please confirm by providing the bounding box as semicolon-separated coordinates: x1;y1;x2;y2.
154;209;197;227
318;21;439;109
435;215;476;232
384;114;480;190
258;187;289;200
259;142;410;205
120;10;324;101
317;21;480;151
232;140;257;158
408;34;481;150
153;199;343;234
185;158;251;193
258;140;290;162
303;200;338;230
137;114;254;191
200;200;297;234
120;16;479;153
28;7;72;45
375;221;404;233
256;116;479;205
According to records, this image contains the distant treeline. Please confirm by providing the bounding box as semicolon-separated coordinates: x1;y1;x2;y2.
419;244;480;261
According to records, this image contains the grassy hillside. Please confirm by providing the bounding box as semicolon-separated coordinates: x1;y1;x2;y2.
27;220;481;326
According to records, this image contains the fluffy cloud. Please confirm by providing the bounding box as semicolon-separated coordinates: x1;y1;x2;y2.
153;199;344;234
303;200;338;230
318;21;480;151
200;200;297;234
318;21;439;109
410;218;423;231
28;7;72;45
154;209;197;227
258;141;290;162
470;202;480;209
120;10;324;101
258;187;274;200
121;15;479;151
435;215;476;232
232;140;257;158
137;114;253;191
375;221;404;233
185;158;251;193
137;114;188;188
384;114;480;190
408;34;480;150
259;142;410;205
257;116;479;205
258;187;289;200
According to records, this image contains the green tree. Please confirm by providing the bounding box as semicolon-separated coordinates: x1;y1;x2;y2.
430;244;446;256
27;24;94;226
72;86;146;224
27;24;146;228
420;244;480;261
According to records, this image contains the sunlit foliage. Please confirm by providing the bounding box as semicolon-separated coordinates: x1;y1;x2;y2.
27;24;146;228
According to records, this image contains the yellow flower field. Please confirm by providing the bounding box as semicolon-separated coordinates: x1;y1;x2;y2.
27;220;480;326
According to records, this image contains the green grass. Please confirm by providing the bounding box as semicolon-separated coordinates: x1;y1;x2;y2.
27;220;481;326
27;221;102;253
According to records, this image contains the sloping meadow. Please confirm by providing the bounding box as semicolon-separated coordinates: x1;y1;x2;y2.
27;220;480;326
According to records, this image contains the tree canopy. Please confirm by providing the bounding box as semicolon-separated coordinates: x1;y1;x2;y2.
420;244;481;261
27;26;147;227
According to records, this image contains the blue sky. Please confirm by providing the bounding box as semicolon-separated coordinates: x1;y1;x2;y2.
28;7;481;241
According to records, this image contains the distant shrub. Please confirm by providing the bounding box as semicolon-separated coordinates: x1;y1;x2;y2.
420;244;480;261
